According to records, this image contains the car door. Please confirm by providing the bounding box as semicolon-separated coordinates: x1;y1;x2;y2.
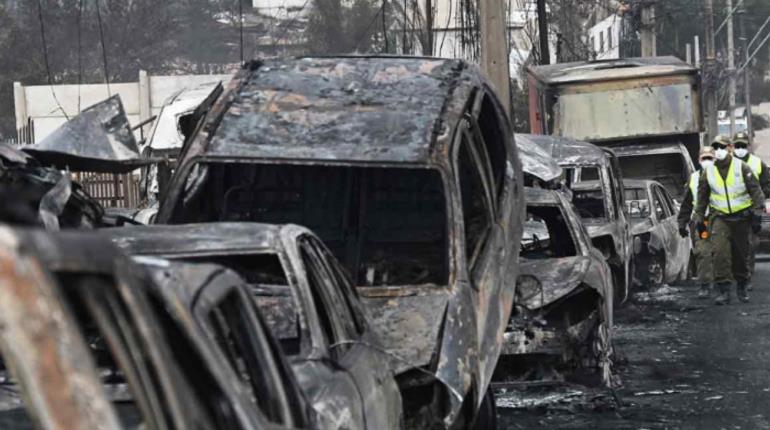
192;281;313;429
287;236;368;429
298;235;401;429
650;184;680;281
656;184;691;277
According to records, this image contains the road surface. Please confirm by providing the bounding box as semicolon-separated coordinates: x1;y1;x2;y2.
497;260;770;429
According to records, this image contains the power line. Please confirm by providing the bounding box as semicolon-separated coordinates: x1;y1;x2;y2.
77;0;84;113
95;0;111;96
36;0;69;121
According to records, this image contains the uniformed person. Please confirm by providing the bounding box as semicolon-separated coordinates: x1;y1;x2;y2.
732;131;769;289
678;147;715;298
693;135;766;304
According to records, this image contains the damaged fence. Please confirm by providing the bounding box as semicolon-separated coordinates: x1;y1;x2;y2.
71;171;140;208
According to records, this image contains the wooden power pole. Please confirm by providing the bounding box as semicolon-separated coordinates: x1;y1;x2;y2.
425;0;433;56
704;0;718;144
641;1;657;57
727;0;737;136
479;0;512;119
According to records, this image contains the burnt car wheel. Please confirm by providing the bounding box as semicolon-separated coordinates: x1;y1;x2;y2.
593;318;614;387
471;386;497;430
648;254;665;287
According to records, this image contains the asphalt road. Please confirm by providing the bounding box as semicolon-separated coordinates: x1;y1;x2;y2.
497;260;770;430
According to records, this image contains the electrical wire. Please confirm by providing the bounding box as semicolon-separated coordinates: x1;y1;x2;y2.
77;0;84;113
36;0;69;121
95;0;111;96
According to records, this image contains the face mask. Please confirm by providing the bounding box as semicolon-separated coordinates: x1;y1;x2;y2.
734;148;748;158
700;160;714;169
715;148;728;160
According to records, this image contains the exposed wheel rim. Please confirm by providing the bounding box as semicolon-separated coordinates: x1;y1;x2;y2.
648;256;664;286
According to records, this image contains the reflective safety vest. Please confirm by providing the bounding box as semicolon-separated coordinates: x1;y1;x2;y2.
689;171;699;205
706;158;752;214
746;154;763;179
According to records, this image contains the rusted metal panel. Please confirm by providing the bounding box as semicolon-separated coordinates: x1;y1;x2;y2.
23;96;156;173
0;227;120;430
528;56;703;142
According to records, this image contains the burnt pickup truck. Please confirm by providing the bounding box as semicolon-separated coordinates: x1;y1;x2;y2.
524;134;631;304
154;56;525;428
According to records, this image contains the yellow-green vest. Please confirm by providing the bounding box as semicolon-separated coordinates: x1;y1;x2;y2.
706;158;752;214
746;154;762;179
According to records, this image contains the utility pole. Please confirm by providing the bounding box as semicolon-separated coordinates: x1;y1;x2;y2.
479;0;512;119
536;0;550;64
704;0;718;145
641;1;657;57
739;4;753;145
727;0;737;136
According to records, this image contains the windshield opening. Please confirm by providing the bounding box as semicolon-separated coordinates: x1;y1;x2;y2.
172;162;450;287
617;153;687;200
521;205;578;259
624;188;650;220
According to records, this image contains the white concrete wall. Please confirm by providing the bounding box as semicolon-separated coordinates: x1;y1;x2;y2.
15;72;231;143
588;13;621;60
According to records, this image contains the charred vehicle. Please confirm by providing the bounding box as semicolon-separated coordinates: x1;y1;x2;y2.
155;56;525;427
105;222;404;429
623;179;691;287
612;143;695;202
0;226;318;429
495;187;614;386
527;57;702;203
0;142;103;229
140;81;224;204
525;134;631;303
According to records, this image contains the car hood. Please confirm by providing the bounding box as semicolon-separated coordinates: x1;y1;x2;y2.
358;286;451;374
23;96;157;173
518;256;591;309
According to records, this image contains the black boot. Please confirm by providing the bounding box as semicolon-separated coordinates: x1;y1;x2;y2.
714;282;731;305
737;281;750;303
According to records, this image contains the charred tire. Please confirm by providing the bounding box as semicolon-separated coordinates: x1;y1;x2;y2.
593;314;614;387
647;253;665;288
471;387;497;430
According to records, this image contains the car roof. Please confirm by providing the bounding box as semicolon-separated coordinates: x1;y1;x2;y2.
195;56;483;165
572;180;603;191
528;56;696;85
103;222;288;256
525;134;610;165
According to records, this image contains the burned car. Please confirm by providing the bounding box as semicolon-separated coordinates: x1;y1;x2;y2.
624;179;691;286
612;143;695;203
155;56;525;428
525;134;631;303
495;187;614;386
0;142;103;229
105;222;404;429
0;226;318;429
